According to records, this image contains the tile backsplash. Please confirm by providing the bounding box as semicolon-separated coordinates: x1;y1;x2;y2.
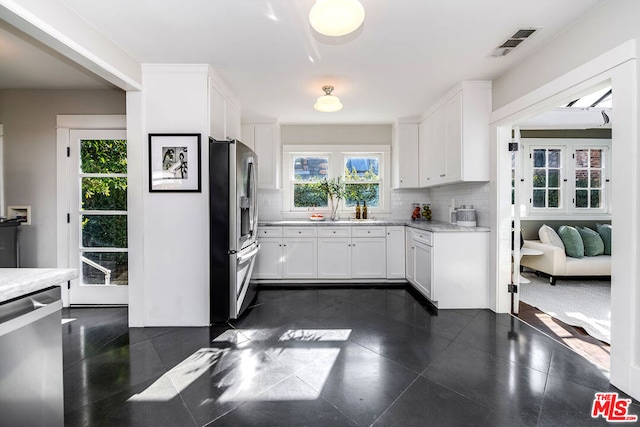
257;181;490;226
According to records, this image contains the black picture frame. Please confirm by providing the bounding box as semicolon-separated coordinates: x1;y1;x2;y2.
148;133;201;192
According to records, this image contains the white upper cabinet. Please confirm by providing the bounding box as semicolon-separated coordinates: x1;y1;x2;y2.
209;83;226;141
418;81;491;187
243;122;281;190
225;98;241;141
391;123;419;188
209;71;241;142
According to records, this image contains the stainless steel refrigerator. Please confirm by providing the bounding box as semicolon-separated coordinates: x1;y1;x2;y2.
209;138;260;323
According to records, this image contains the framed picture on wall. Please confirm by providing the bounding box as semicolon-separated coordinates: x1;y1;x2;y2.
148;133;201;192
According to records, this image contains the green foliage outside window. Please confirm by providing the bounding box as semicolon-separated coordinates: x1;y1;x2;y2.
343;166;380;207
80;140;128;248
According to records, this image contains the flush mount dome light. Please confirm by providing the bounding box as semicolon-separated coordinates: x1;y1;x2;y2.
309;0;365;37
314;86;343;112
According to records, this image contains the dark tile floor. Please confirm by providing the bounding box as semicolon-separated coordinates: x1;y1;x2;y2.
61;287;639;426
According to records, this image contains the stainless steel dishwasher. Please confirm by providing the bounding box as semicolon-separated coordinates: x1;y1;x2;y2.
0;286;64;427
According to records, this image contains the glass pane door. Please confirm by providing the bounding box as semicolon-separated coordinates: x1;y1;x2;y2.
69;130;128;305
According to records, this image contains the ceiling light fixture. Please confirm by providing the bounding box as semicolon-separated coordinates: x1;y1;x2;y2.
309;0;365;37
314;86;343;112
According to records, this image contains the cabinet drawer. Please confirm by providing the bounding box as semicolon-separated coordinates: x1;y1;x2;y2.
413;230;432;246
257;227;282;238
283;227;318;238
351;227;386;238
318;227;351;238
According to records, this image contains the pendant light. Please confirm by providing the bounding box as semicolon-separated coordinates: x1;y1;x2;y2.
314;86;343;112
309;0;365;37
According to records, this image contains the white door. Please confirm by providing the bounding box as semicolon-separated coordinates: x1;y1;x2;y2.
67;130;128;305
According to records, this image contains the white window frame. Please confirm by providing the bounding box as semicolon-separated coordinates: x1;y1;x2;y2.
283;145;390;217
521;138;611;218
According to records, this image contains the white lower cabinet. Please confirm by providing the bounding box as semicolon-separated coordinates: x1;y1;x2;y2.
409;227;488;308
317;226;386;279
405;228;415;284
282;237;317;279
351;237;387;279
254;224;488;309
317;237;351;279
413;239;432;299
253;238;282;279
386;227;405;279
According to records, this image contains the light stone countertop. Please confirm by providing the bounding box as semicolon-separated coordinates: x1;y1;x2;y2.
258;219;490;233
0;268;78;303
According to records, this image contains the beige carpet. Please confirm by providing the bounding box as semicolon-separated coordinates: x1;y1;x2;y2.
519;272;611;344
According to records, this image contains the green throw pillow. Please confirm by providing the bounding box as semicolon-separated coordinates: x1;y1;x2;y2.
558;225;584;258
577;226;604;257
596;223;612;255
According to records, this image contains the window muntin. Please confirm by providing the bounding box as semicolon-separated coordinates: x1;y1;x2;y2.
522;140;610;216
575;148;605;209
532;148;562;209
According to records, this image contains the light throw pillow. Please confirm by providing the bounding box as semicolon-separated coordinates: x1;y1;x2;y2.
577;226;605;257
596;223;612;255
558;225;584;258
539;224;565;249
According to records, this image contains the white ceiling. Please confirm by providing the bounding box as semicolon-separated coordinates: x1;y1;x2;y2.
1;0;606;124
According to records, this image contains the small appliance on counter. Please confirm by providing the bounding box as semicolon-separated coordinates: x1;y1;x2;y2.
456;205;477;227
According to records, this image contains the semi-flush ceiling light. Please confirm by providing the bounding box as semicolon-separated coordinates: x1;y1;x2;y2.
314;86;343;112
309;0;365;37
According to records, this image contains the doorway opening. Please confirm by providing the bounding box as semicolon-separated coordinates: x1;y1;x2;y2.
508;84;613;370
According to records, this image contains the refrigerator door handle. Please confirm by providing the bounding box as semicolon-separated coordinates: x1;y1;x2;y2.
238;243;260;263
248;160;258;236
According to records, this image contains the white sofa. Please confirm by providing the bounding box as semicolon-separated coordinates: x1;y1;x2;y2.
521;240;611;285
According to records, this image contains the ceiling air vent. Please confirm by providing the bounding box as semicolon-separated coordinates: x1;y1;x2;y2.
490;27;540;58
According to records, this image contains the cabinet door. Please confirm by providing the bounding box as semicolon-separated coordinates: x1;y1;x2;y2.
413;240;432;300
351;237;386;278
386;227;405;279
318;238;351;279
282;238;317;279
241;124;255;151
428;107;446;185
254;124;281;190
405;229;415;283
443;91;462;183
210;83;226;141
418;118;431;187
392;124;419;188
253;238;282;279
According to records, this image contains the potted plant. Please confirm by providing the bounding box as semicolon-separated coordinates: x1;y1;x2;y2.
319;176;346;220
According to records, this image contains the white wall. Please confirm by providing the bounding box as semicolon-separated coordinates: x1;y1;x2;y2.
0;89;125;267
281;124;392;145
493;0;640;109
127;65;210;327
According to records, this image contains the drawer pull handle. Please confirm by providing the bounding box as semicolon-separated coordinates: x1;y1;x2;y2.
298;231;302;234
333;231;336;234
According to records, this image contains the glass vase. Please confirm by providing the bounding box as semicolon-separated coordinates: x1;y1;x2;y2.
329;196;340;220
